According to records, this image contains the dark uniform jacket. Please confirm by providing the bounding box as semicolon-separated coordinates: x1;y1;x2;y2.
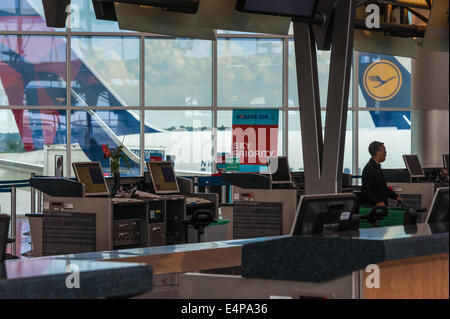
362;158;398;206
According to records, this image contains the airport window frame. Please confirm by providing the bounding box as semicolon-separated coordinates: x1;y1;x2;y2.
0;20;412;180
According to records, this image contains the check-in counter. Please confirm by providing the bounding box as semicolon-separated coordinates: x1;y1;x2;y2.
0;258;152;299
27;223;448;299
227;186;299;239
387;182;436;221
180;223;449;299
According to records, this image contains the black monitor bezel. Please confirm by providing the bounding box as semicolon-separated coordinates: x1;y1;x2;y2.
268;156;292;184
235;0;318;19
443;154;449;170
290;193;357;236
426;187;449;224
402;154;425;178
93;0;200;14
146;160;180;194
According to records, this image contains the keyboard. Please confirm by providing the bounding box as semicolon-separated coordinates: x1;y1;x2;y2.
185;197;211;205
133;190;162;199
112;197;143;204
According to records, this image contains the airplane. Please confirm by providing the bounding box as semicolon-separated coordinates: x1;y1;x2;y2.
0;0;412;184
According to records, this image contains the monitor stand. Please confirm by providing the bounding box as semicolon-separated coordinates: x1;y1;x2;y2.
410;176;424;184
272;182;296;190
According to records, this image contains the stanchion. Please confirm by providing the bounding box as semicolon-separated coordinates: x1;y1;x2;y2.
221;185;227;204
193;176;199;193
37;189;42;213
11;186;16;256
30;173;36;213
22;173;36;237
22;173;35;256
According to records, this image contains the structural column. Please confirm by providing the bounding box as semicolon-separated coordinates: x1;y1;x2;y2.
411;51;449;167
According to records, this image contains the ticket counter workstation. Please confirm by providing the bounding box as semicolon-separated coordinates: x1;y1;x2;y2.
27;161;219;257
220;157;301;240
178;190;449;299
5;187;448;299
24;189;446;299
383;155;449;223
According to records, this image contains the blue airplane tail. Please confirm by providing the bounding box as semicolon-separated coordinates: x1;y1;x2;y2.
358;52;411;130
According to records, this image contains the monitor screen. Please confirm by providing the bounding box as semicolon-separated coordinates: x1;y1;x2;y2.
402;155;425;178
72;162;110;196
268;156;291;183
426;187;449;224
291;193;358;235
147;161;180;194
443;154;449;170
236;0;317;18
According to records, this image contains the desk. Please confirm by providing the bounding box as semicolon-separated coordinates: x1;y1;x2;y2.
387;182;435;221
27;195;148;256
0;259;152;298
236;223;449;298
232;187;299;235
186;219;230;243
29;236;281;275
21;222;448;299
180;223;448;299
27;193;219;256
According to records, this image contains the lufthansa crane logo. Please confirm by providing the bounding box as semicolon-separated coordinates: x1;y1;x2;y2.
363;60;402;101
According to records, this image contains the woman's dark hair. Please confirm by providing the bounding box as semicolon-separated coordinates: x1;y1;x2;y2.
369;141;384;157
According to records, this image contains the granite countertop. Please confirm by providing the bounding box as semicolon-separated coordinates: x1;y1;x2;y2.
241;223;449;283
27;236;286;263
0;259;153;299
4;222;446;295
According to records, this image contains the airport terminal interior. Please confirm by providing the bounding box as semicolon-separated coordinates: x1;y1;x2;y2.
0;0;448;299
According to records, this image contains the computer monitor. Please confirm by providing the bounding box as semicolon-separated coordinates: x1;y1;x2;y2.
426;187;449;224
443;154;449;170
290;193;358;235
147;161;180;194
72;162;110;196
402;155;425;178
0;214;10;262
236;0;318;19
268;156;292;184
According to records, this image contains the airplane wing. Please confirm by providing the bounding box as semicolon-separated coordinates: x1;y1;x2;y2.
0;159;44;174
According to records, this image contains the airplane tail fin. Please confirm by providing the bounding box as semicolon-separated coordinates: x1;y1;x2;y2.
358;52;411;130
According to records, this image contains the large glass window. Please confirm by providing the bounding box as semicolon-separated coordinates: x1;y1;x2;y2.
145;110;213;174
288;111;353;173
288;41;331;108
0;9;417;208
0;0;60;32
218;38;283;107
0;108;66;215
358;110;411;173
71;36;140;107
70;0;124;33
0;35;67;106
145;38;212;107
70;109;140;176
289;41;353;108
